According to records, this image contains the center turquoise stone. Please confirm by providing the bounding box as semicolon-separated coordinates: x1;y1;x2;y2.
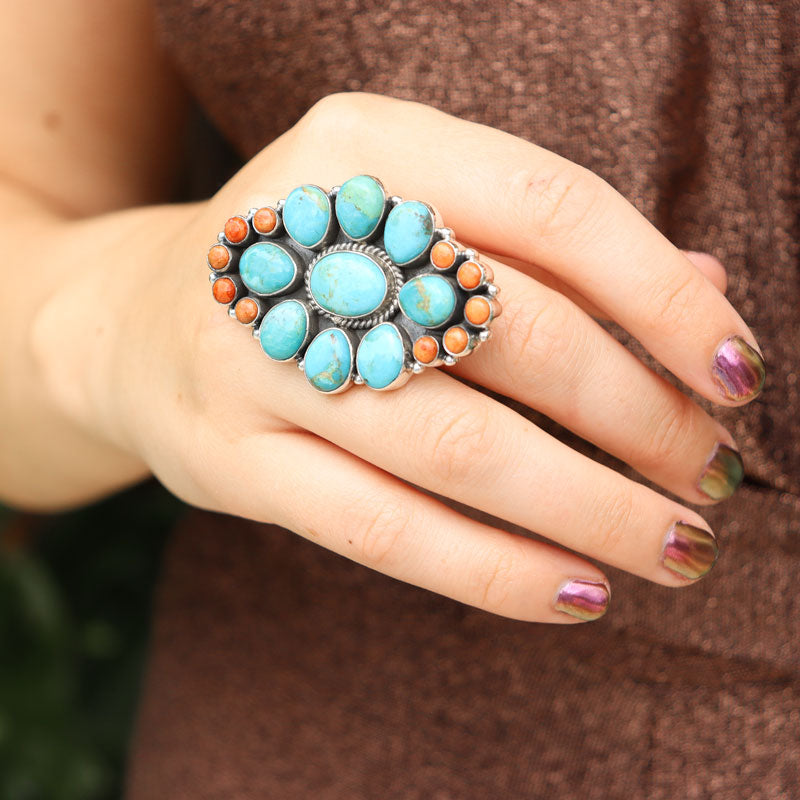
309;250;388;318
303;328;352;392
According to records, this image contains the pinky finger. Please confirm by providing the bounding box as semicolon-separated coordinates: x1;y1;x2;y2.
216;429;611;624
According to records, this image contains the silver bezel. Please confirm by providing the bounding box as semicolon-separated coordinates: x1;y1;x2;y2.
384;198;441;268
398;273;460;330
334;174;389;243
240;241;305;298
355;321;413;392
300;326;357;395
305;242;403;329
254;298;316;363
283;185;338;251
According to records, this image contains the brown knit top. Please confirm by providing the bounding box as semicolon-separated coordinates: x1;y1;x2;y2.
126;2;800;797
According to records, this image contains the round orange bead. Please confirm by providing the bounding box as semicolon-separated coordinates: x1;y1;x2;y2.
253;207;277;234
224;216;248;243
457;260;482;290
235;297;259;324
444;326;469;355
207;244;230;271
413;335;439;364
430;240;456;269
212;277;236;304
465;296;491;325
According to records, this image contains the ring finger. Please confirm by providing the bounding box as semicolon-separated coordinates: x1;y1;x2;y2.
266;360;719;587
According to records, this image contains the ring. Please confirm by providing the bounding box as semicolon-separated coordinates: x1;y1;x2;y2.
206;175;501;394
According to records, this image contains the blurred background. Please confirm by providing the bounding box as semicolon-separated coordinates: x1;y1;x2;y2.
0;484;185;800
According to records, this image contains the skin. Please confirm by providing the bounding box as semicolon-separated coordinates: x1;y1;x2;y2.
0;0;761;623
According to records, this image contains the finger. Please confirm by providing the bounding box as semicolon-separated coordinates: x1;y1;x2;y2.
480;249;727;322
206;429;612;623
450;257;743;505
265;363;718;587
683;251;728;295
273;93;764;405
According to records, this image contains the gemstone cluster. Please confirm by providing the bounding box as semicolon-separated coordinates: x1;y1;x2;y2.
207;175;501;393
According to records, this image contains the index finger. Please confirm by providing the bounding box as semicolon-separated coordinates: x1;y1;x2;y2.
290;93;766;406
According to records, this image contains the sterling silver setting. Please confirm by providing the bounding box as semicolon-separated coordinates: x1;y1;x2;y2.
206;175;501;394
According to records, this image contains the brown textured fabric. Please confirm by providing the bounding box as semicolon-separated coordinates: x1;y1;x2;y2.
126;1;800;797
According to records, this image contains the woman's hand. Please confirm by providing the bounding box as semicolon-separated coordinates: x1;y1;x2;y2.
33;92;765;622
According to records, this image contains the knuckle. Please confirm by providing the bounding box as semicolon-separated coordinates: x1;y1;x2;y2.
510;162;600;242
419;401;495;485
351;493;411;568
470;545;521;611
496;293;586;391
299;91;373;143
635;396;697;467
643;270;705;337
591;484;636;556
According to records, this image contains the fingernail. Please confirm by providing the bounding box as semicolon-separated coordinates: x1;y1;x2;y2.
554;579;610;621
711;335;766;402
697;442;744;501
660;522;718;580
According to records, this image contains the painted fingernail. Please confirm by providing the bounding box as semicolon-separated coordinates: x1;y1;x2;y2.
697;442;744;501
660;522;718;581
711;335;766;402
554;579;610;621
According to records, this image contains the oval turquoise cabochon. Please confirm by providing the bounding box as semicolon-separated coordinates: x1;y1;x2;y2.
259;300;308;361
283;185;331;248
335;175;385;240
240;242;297;295
309;250;388;318
356;323;405;390
303;328;352;392
398;274;457;328
383;200;434;265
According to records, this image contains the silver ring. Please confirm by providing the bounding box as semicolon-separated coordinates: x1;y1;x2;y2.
206;175;501;394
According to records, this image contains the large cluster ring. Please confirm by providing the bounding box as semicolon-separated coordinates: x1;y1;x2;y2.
206;175;501;394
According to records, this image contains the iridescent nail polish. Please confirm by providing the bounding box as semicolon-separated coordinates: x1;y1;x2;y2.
660;522;718;580
711;335;766;402
554;579;610;621
697;442;744;501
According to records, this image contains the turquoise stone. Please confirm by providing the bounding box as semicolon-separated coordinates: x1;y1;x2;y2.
335;175;385;240
303;328;352;392
383;200;434;265
259;300;307;361
309;250;387;318
398;274;456;328
356;323;405;390
283;184;331;247
240;242;297;295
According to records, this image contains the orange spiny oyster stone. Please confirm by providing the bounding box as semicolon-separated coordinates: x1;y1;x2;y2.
207;244;230;271
253;207;278;234
413;335;439;364
444;326;469;355
212;277;236;304
430;240;456;269
465;296;492;325
457;260;483;290
224;215;249;243
235;297;259;324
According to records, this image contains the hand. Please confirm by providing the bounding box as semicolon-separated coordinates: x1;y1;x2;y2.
36;92;765;622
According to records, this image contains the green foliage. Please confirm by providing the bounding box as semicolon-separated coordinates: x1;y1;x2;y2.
0;483;184;800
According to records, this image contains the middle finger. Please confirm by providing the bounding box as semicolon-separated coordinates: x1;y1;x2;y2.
451;257;744;505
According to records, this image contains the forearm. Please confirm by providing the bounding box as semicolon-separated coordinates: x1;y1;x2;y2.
0;187;197;510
